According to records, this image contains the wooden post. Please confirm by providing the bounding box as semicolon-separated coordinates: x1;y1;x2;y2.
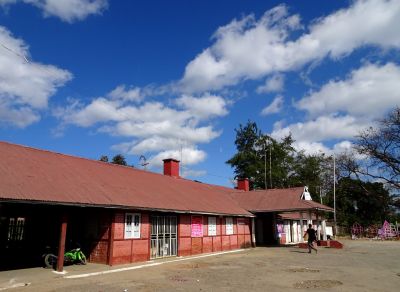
251;217;256;247
272;213;277;244
316;212;320;240
322;219;327;240
299;212;304;243
57;214;67;272
107;212;115;266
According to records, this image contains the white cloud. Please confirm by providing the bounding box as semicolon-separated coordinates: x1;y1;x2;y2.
293;141;330;156
0;26;72;127
297;63;400;118
256;74;284;93
175;94;229;120
0;0;108;22
271;115;369;143
271;62;400;156
180;0;400;93
149;147;206;167
56;92;227;166
107;85;143;103
261;95;283;116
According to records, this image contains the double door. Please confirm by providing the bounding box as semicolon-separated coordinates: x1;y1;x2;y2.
150;215;177;259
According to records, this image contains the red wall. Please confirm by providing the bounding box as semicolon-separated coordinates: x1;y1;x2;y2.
111;212;150;265
178;215;252;257
110;211;252;266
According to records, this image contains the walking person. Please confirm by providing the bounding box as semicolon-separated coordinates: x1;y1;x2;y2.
304;224;318;254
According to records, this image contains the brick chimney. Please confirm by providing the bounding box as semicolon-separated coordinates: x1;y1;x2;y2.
163;158;180;178
237;178;249;191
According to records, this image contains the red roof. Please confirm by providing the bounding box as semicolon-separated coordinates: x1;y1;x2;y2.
0;141;251;216
229;188;333;213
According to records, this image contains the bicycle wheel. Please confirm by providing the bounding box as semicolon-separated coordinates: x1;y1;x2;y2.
44;254;57;269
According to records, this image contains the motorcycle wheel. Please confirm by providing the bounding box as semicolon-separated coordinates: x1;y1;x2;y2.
44;254;57;269
79;252;87;265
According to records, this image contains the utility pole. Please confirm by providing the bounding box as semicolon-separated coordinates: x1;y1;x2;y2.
269;142;272;189
264;142;267;190
333;154;337;238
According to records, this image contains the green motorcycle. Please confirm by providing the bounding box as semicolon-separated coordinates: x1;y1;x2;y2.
44;247;87;268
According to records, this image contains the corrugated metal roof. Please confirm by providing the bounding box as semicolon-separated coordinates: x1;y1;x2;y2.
229;188;334;213
0;141;252;216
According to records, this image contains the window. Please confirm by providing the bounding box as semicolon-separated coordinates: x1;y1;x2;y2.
125;213;141;239
208;217;217;236
8;217;25;241
225;217;233;235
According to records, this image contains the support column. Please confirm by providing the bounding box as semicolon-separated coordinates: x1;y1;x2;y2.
308;211;312;226
251;217;256;247
322;219;327;240
272;213;277;244
57;214;68;272
107;212;115;266
316;212;320;240
299;212;304;242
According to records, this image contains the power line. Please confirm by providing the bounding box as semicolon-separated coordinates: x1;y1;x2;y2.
1;43;29;63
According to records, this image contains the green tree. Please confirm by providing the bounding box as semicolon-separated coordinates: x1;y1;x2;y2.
226;121;261;189
227;121;307;190
325;177;395;227
99;155;109;162
111;154;127;166
291;152;328;202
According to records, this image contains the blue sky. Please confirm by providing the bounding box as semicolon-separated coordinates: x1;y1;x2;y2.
0;0;399;187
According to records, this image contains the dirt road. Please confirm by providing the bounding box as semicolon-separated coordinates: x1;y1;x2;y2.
1;240;399;291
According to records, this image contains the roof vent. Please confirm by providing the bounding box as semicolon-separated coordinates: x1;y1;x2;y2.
163;158;180;178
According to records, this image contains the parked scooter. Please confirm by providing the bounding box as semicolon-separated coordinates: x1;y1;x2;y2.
43;245;87;268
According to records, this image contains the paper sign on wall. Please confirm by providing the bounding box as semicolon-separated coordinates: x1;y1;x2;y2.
191;216;203;237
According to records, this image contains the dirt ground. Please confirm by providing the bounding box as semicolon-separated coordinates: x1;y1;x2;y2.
0;239;399;292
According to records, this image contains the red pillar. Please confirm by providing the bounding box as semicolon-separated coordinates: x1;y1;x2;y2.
57;214;68;272
107;213;115;266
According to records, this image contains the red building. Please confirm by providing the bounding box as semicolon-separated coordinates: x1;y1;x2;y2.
0;141;332;272
0;142;253;271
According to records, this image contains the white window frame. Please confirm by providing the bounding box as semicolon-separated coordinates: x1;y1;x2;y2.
225;217;234;235
125;213;141;239
208;217;217;236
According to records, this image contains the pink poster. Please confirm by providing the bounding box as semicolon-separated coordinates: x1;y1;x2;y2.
191;216;203;237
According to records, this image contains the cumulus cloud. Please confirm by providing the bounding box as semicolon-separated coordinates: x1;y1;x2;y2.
175;94;229;120
1;0;108;23
270;62;400;155
256;74;284;93
180;0;400;93
148;147;206;167
261;95;284;116
297;63;400;118
271;115;369;143
0;26;72;127
107;85;143;103
56;92;228;167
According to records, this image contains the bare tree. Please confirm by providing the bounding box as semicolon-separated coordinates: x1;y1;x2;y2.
350;107;400;189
